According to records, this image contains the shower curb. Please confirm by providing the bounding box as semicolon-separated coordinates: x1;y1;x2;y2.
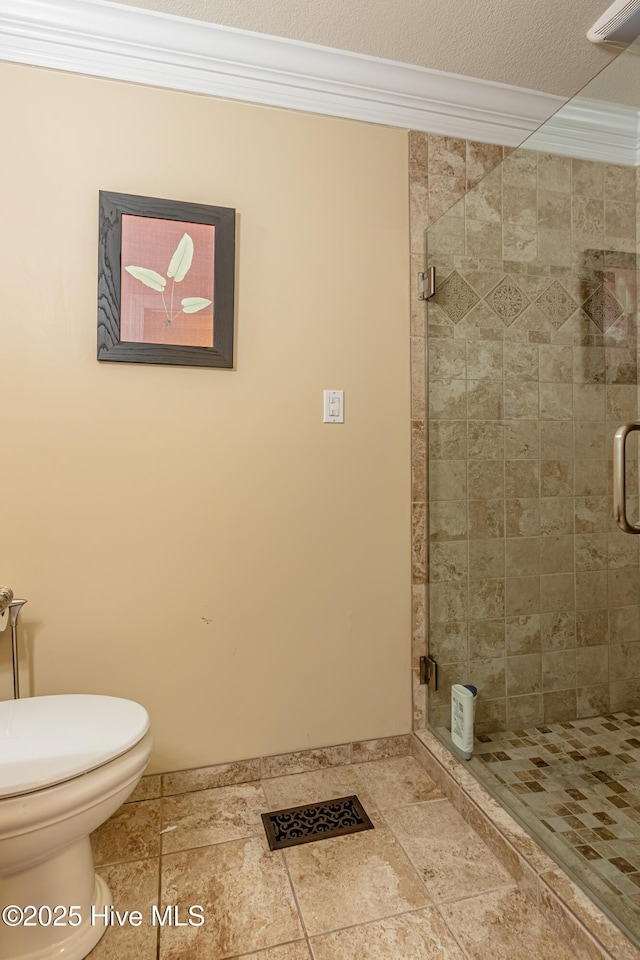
412;729;640;960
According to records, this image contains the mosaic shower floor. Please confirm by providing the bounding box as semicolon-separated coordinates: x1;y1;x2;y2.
472;710;640;943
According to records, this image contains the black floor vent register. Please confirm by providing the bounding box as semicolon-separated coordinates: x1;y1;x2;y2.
262;795;374;851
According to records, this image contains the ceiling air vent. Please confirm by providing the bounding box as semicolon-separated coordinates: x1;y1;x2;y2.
588;0;640;43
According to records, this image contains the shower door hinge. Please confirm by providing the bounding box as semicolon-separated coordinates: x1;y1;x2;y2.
418;267;436;301
419;655;438;690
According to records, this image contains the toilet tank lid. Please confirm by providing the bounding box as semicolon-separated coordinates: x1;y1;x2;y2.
0;694;150;797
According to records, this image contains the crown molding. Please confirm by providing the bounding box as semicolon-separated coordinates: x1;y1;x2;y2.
523;96;640;165
0;0;566;146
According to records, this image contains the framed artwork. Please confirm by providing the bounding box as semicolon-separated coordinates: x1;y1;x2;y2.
97;191;235;368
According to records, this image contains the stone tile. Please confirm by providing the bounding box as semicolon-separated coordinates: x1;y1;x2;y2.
91;800;161;867
541;611;575;651
235;944;311;960
428;337;466;380
538;154;571;193
469;500;504;539
309;909;465;960
430;581;468;623
468;421;504;460
576;608;608;647
540;421;573;459
505;576;540;616
506;499;540;538
466;340;503;380
159;837;302;959
540;573;575;612
468;579;505;619
440;887;577;960
466;380;503;419
575;572;608;610
467;141;504;188
429;500;467;541
507;653;541;696
127;775;162;803
430;541;468;582
430;378;467;419
574;496;607;534
572;159;604;198
411;420;426;502
260;766;378;814
540;497;573;536
539;383;573;420
609;605;640;645
468;540;505;580
351;735;413;763
384;799;512;902
429;621;467;663
353;756;444;809
503;381;539;419
542;650;576;693
163;760;261;797
504;420;539;459
283;814;430;935
506;615;541;656
469;618;505;659
540;460;572;498
541;868;640;960
505;537;540;580
468;656;506;699
576;684;609;718
468;461;503;499
161;782;269;853
466;167;502;222
429;134;466;177
260;745;352;779
543;689;577;723
429;459;466;501
540;535;574;575
92;858;159;960
429;421;467;460
608;569;640;607
507;693;543;727
415;506;428;581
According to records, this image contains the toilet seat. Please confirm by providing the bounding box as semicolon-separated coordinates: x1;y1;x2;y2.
0;694;150;799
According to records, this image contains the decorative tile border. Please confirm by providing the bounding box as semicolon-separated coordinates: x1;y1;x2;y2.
127;734;413;801
411;728;640;960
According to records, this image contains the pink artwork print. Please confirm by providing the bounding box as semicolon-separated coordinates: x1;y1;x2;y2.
120;215;215;347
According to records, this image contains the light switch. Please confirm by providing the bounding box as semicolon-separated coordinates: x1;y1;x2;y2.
323;390;344;423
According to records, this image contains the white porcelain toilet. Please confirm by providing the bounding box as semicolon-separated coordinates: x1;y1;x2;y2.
0;694;152;960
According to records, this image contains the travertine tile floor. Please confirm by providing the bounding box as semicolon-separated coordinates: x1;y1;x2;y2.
89;755;581;959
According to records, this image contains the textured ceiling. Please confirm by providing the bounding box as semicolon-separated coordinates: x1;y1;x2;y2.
110;0;618;97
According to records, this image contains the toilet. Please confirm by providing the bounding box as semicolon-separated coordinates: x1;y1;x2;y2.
0;694;152;960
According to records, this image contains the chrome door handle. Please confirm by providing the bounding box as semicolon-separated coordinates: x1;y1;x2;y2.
613;422;640;534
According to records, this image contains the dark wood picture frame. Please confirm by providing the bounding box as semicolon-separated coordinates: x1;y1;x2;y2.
97;191;235;368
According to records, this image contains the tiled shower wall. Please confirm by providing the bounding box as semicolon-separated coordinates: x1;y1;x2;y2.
410;134;510;729
409;133;640;735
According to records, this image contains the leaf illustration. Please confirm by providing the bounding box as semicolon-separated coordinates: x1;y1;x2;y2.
125;266;166;291
167;233;194;282
181;297;212;314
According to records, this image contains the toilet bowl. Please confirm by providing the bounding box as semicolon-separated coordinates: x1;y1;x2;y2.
0;694;152;960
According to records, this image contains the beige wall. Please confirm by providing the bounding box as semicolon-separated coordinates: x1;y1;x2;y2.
0;62;411;773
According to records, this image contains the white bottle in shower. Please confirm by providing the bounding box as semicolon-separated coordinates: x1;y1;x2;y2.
451;684;477;760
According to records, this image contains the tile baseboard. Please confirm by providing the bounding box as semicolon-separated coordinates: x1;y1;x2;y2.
127;733;413;802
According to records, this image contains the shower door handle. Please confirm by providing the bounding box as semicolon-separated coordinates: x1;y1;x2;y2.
613;422;640;534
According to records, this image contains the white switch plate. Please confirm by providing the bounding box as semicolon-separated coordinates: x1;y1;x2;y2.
323;389;344;423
